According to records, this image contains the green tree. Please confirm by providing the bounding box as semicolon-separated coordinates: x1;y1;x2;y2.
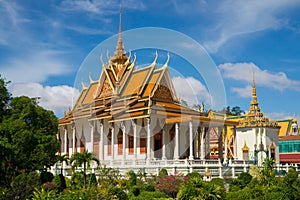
98;166;120;188
9;171;41;200
178;175;224;200
0;96;58;187
229;172;252;191
0;75;11;122
231;106;244;116
56;154;69;175
261;158;275;186
70;150;99;190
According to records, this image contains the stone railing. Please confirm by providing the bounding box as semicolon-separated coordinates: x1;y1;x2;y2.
51;159;299;179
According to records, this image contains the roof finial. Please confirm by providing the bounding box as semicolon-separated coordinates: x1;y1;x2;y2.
252;70;255;88
114;3;125;57
252;70;257;98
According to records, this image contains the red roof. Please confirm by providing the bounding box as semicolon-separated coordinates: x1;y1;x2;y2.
279;135;300;141
280;153;300;163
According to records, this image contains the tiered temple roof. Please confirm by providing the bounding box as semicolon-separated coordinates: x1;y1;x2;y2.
238;75;279;128
59;10;238;127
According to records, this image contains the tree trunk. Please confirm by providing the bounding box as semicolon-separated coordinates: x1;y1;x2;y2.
83;163;86;190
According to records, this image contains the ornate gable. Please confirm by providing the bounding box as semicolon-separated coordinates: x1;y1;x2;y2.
99;77;113;98
152;76;174;101
151;67;178;102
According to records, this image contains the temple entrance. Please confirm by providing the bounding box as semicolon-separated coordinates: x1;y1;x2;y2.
154;132;162;159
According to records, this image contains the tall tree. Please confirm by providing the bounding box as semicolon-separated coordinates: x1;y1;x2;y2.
70;150;100;190
0;95;59;187
56;154;69;175
0;75;11;122
231;106;245;116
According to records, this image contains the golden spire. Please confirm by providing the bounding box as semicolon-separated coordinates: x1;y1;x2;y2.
248;72;261;119
250;71;258;107
114;4;126;57
239;71;279;128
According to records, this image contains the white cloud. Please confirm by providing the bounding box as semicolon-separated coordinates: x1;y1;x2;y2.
203;0;300;52
219;62;300;96
172;76;212;108
59;0;145;14
0;50;72;83
265;112;294;120
231;85;252;98
9;83;80;117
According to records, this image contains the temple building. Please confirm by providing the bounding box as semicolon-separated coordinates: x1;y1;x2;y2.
278;118;300;163
228;77;280;165
57;12;240;175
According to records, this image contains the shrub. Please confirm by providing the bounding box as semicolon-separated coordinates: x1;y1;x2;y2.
70;172;84;190
87;173;98;187
130;185;140;196
40;171;54;184
53;174;67;192
143;184;155;192
107;187;128;200
131;191;168;200
155;172;185;198
42;181;56;191
186;171;203;180
158;168;168;178
9;171;41;199
127;170;137;186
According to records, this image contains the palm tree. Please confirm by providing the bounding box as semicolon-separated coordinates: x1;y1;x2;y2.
56;154;69;175
70;150;100;189
261;158;275;186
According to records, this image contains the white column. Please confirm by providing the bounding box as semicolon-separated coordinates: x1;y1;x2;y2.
200;127;205;160
99;122;104;161
146;118;151;161
72;124;76;154
122;123;126;165
206;128;210;159
224;126;228;162
233;126;237;160
111;126;115;161
189;121;194;160
197;126;201;158
64;126;67;154
162;126;167;160
218;127;223;160
90;121;94;153
133;121;137;163
174;123;179;160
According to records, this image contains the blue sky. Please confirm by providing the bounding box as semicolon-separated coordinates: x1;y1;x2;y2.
1;0;300;120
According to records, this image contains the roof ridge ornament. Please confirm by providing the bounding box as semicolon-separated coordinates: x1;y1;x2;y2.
149;51;158;67
163;52;170;68
81;81;87;90
124;51;131;66
100;54;106;68
128;53;136;69
89;73;95;83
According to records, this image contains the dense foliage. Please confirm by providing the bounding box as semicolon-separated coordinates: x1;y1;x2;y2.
0;75;59;196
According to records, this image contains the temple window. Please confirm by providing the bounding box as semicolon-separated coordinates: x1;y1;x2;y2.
80;133;85;153
107;130;112;156
93;129;100;159
117;129;123;155
140;138;146;154
270;142;276;160
242;141;249;160
66;136;69;154
128;135;134;154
